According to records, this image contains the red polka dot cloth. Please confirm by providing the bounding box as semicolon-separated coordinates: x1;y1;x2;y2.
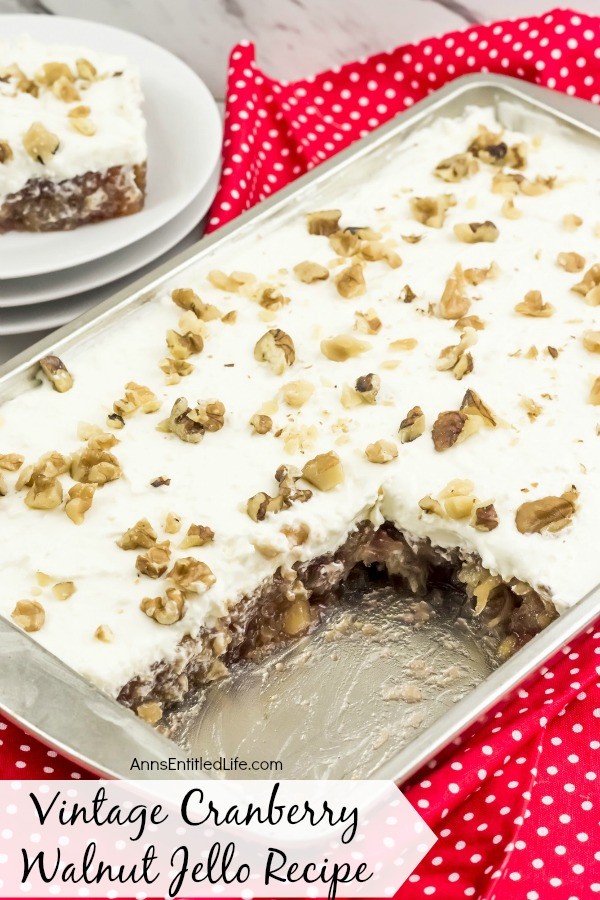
1;7;600;900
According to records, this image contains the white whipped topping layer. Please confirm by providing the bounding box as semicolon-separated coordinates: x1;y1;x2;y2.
0;36;146;202
0;106;599;699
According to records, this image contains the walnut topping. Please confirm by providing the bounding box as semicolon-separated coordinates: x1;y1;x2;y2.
159;357;195;385
107;413;125;430
181;524;214;548
254;329;295;375
432;389;496;452
399;285;416;303
68;104;91;118
563;213;582;231
463;262;499;286
294;260;330;283
117;519;157;551
589;377;600;406
468;126;527;168
320;334;371;362
335;263;366;299
164;397;223;443
95;624;113;643
71;445;121;485
515;488;578;534
35;61;74;85
24;475;63;510
65;483;95;525
389;338;418;352
306;209;342;236
355;372;381;404
52;581;75;601
256;285;290;311
514;290;554;318
250;413;273;434
11;600;45;633
208;270;255;292
0;140;14;163
166;329;203;360
279;423;317;454
401;234;424;244
22;122;60;164
473;503;499;532
0;454;24;472
247;491;284;521
434;152;478;182
583;331;600;353
70;119;96;140
193;400;226;432
171;287;220;321
222;310;237;324
501;198;522;220
455;315;485;332
410;194;456;228
436;265;470;320
460;388;497;426
140;590;185;626
52;75;80;102
75;57;97;80
282;380;314;408
491;171;555;197
365;439;398;464
113;382;160;417
164;513;182;534
136;542;171;578
137;702;163;724
329;230;361;257
572;264;600;306
431;410;468;452
39;355;73;392
453;221;499;244
354;307;382;335
168;557;215;592
437;327;477;380
302;451;344;491
399;406;425;443
521;396;542;421
0;63;37;94
557;252;585;273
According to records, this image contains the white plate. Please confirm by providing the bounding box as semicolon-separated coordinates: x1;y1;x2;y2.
0;224;203;335
0;15;222;279
0;162;220;307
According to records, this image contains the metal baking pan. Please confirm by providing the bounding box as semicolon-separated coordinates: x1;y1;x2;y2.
1;74;599;783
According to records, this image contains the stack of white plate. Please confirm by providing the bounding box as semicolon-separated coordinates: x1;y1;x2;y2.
0;16;223;365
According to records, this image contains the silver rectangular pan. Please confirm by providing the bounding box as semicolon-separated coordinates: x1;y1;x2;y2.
1;73;599;783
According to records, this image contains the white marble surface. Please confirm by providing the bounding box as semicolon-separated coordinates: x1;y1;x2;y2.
1;0;599;363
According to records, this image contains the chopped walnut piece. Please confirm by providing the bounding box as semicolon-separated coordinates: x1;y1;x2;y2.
255;285;290;311
11;599;45;633
572;263;600;306
355;372;381;404
329;230;361;257
140;590;186;626
439;479;477;520
501;198;522;220
515;488;578;534
24;475;63;510
280;423;318;454
95;624;113;643
294;260;330;283
521;396;542;421
409;194;456;228
254;329;295;375
431;410;468;452
460;388;497;426
463;263;499;286
434;152;478;182
52;581;75;601
150;476;170;488
159;357;195;385
514;290;554;318
36;61;74;85
302;451;344;491
22;122;60;164
321;334;371;362
250;413;273;434
191;399;226;432
65;483;96;525
71;446;121;485
282;380;314;408
0;454;24;472
583;331;600;353
365;439;398;464
113;382;160;417
247;491;284;521
454;221;499;243
563;213;582;231
354;307;382;335
455;315;485;331
181;524;214;549
473;503;499;531
276;465;313;508
589;377;600;406
137;702;163;724
222;310;237;324
166;329;203;360
0;140;14;163
399;285;416;303
208;270;255;292
164;513;182;534
468;126;527;168
68;104;91;119
70;117;96;137
52;74;80;102
389;338;418;351
419;495;445;517
171;288;220;321
436;265;470;320
306;209;341;236
399;406;425;443
39;355;73;392
401;234;424;244
107;413;125;430
437;327;477;380
557;252;585;273
136;542;171;579
117;519;157;551
169;557;216;592
335;263;366;299
164;397;216;444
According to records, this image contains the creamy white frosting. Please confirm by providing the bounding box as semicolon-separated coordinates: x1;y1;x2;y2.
0;106;599;698
0;36;146;202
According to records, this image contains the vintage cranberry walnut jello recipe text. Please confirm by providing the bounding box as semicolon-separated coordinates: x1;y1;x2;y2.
0;107;599;725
